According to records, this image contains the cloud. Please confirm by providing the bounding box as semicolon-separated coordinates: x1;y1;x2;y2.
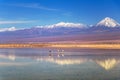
7;3;58;11
0;20;35;24
37;22;87;28
0;27;17;32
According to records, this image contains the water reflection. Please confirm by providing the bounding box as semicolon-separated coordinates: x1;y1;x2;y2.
0;62;32;66
0;53;120;70
95;58;119;70
0;54;16;61
36;57;87;65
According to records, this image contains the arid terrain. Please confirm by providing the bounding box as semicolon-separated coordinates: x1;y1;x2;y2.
0;41;120;49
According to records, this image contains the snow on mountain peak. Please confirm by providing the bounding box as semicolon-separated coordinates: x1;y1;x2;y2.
36;22;87;28
53;22;86;28
0;27;17;32
96;17;120;27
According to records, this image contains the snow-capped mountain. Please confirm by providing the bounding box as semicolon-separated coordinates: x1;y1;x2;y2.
0;27;17;32
0;17;120;43
96;17;120;27
36;22;87;28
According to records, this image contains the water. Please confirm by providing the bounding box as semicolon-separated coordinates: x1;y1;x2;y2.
0;48;120;80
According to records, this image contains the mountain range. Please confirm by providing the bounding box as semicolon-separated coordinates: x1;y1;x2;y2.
0;17;120;43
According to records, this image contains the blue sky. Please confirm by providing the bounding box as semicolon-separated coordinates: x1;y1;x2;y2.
0;0;120;28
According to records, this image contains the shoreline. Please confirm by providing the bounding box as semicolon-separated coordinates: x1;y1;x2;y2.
0;43;120;49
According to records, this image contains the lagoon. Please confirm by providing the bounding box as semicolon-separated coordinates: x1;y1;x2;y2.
0;48;120;80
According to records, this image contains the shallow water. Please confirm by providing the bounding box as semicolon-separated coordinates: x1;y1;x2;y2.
0;48;120;80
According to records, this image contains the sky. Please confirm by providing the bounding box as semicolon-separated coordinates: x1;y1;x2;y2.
0;0;120;28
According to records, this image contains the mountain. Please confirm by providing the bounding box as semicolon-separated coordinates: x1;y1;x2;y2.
96;17;120;27
37;22;87;28
88;17;120;33
0;27;17;32
0;22;87;38
0;17;120;43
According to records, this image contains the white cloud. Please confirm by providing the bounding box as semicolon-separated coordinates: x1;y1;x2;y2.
0;27;17;32
0;20;35;24
37;22;86;28
23;3;58;11
7;3;58;11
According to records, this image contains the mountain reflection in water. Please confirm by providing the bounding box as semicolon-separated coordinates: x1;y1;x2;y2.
0;49;120;80
0;53;120;70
